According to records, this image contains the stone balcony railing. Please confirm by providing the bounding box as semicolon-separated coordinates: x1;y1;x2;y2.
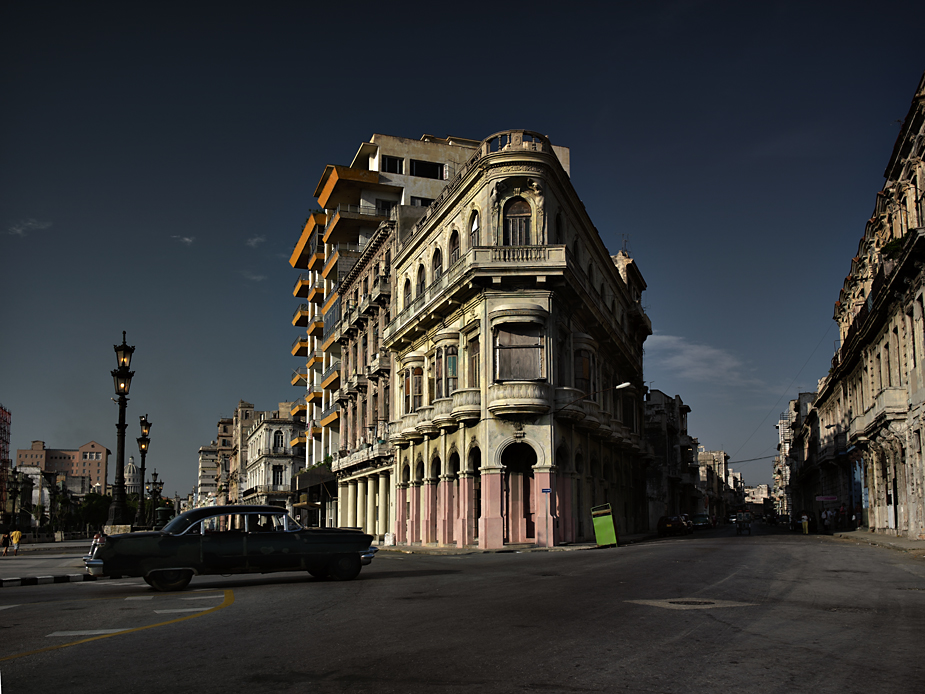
451;388;481;424
578;400;601;431
553;387;586;423
401;411;422;442
431;397;456;429
388;420;406;447
851;387;907;438
383;246;567;346
487;382;551;417
415;405;438;437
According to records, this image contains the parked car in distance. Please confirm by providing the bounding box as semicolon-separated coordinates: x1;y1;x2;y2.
690;514;712;530
84;505;377;591
657;515;689;537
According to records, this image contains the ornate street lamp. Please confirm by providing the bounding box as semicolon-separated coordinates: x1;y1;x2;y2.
107;331;135;526
135;414;152;527
8;471;20;526
146;469;164;527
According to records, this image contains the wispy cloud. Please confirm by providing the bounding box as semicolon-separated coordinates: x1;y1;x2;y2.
9;218;52;236
171;235;195;246
245;235;266;248
241;270;266;282
645;333;763;390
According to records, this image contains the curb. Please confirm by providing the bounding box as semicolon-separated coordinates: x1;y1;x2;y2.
0;573;103;588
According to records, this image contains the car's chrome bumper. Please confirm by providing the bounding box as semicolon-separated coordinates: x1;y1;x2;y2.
84;558;105;576
360;546;378;566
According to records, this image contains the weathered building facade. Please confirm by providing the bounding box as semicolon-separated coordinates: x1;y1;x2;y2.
800;71;925;538
644;390;698;525
291;129;652;548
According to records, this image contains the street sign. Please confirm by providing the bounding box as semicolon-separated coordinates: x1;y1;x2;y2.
542;488;551;493
815;495;838;501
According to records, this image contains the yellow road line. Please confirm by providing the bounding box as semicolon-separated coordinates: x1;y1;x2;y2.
0;589;235;662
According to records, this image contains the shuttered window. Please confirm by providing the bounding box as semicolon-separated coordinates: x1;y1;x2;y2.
495;325;544;381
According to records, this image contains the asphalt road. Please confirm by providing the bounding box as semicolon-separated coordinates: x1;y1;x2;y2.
1;524;924;694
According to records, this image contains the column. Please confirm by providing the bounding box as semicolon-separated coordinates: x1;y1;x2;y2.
356;477;367;532
455;472;474;547
437;475;454;545
347;479;358;528
479;470;504;549
378;472;389;542
338;482;348;528
535;469;557;547
409;481;422;543
396;483;408;544
423;477;438;543
366;474;378;537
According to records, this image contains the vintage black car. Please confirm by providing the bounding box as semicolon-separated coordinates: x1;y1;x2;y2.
84;505;376;591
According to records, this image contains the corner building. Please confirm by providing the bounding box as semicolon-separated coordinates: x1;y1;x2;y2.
303;130;651;549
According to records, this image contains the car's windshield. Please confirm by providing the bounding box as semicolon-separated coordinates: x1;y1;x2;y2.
162;514;194;534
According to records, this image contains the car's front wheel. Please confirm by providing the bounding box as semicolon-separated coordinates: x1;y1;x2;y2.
146;569;193;592
329;553;361;581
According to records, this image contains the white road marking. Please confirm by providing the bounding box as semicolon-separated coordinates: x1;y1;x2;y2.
153;608;211;614
47;629;130;637
626;598;757;610
181;595;223;600
125;596;154;601
0;605;20;610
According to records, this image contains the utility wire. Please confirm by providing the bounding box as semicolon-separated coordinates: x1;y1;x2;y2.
729;322;834;462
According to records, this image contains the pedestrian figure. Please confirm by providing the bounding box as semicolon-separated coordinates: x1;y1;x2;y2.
801;511;810;535
823;509;832;534
1;531;9;556
10;527;22;556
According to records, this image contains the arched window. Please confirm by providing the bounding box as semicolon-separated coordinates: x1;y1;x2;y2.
433;248;443;281
503;198;531;246
575;349;592;394
435;349;444;399
412;367;423;411
403;369;412;414
417;265;426;297
403;279;412;309
470;213;480;247
449;231;460;264
446;346;458;394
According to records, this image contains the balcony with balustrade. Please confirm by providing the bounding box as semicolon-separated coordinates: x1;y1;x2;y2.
487;382;550;418
383;246;568;348
431;397;456;430
451;388;481;424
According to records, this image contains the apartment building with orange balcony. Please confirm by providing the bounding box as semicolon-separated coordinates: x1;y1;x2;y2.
290;134;480;534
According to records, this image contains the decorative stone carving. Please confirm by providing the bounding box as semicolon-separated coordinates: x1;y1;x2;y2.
487;382;551;417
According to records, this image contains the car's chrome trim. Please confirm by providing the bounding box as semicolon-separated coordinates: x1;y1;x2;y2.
85;559;104;576
360;546;378;565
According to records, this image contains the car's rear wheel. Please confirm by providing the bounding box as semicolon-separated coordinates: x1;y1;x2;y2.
308;567;330;579
146;569;193;592
329;553;361;581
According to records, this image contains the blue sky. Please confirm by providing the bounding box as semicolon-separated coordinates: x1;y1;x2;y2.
2;1;924;494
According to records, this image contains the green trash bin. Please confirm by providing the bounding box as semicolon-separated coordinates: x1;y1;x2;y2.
591;503;618;547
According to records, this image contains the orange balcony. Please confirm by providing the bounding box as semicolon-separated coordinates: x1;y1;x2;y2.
291;367;308;387
306;280;325;304
314;165;400;211
292;304;310;327
322;204;388;245
290;400;307;418
288;213;326;269
291;335;309;357
293;273;312;298
307;314;325;338
306;385;323;405
321;362;341;391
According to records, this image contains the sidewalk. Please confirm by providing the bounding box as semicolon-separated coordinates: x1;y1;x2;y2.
376;531;657;556
831;528;925;557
